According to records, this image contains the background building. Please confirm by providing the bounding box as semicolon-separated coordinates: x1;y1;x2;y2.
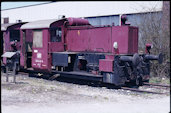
1;1;163;26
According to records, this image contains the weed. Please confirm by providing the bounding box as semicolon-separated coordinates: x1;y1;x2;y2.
104;97;108;100
149;77;170;85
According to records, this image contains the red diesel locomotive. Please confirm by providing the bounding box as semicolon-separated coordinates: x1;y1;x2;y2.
1;16;163;86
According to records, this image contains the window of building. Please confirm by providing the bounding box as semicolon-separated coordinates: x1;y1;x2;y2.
50;27;62;42
33;30;43;48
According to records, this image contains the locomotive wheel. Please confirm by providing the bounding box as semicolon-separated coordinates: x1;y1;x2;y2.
128;77;143;87
136;77;143;86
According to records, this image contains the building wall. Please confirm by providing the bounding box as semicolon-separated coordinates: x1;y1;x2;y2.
85;11;162;27
85;15;119;26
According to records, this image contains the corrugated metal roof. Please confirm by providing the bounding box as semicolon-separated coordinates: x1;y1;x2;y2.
20;19;58;29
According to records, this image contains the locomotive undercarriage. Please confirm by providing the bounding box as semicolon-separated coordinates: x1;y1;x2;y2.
2;51;161;87
101;54;147;86
50;52;161;87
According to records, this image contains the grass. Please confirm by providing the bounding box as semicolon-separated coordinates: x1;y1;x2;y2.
104;97;109;100
149;77;170;85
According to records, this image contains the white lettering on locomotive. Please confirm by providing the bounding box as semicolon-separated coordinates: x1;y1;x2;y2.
37;53;42;58
34;50;38;53
35;59;43;63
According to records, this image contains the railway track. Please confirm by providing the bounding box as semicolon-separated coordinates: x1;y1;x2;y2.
120;82;170;95
121;86;169;95
7;72;170;95
143;82;170;88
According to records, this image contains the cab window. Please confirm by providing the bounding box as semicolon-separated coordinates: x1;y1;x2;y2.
10;30;20;41
50;27;62;42
33;30;43;48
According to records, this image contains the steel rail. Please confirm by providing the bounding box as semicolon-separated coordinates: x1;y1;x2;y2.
121;87;168;95
142;85;169;90
143;82;170;88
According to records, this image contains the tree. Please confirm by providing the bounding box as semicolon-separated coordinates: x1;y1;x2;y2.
134;3;170;77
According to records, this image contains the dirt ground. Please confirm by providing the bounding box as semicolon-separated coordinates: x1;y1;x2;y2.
1;72;170;113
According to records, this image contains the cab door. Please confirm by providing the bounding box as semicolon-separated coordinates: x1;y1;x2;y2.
32;29;50;71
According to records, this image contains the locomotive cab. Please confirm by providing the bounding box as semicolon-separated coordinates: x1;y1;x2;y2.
1;22;26;73
20;19;66;72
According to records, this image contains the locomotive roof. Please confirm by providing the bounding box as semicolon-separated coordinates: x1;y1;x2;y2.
1;23;17;31
1;22;27;31
20;19;62;29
